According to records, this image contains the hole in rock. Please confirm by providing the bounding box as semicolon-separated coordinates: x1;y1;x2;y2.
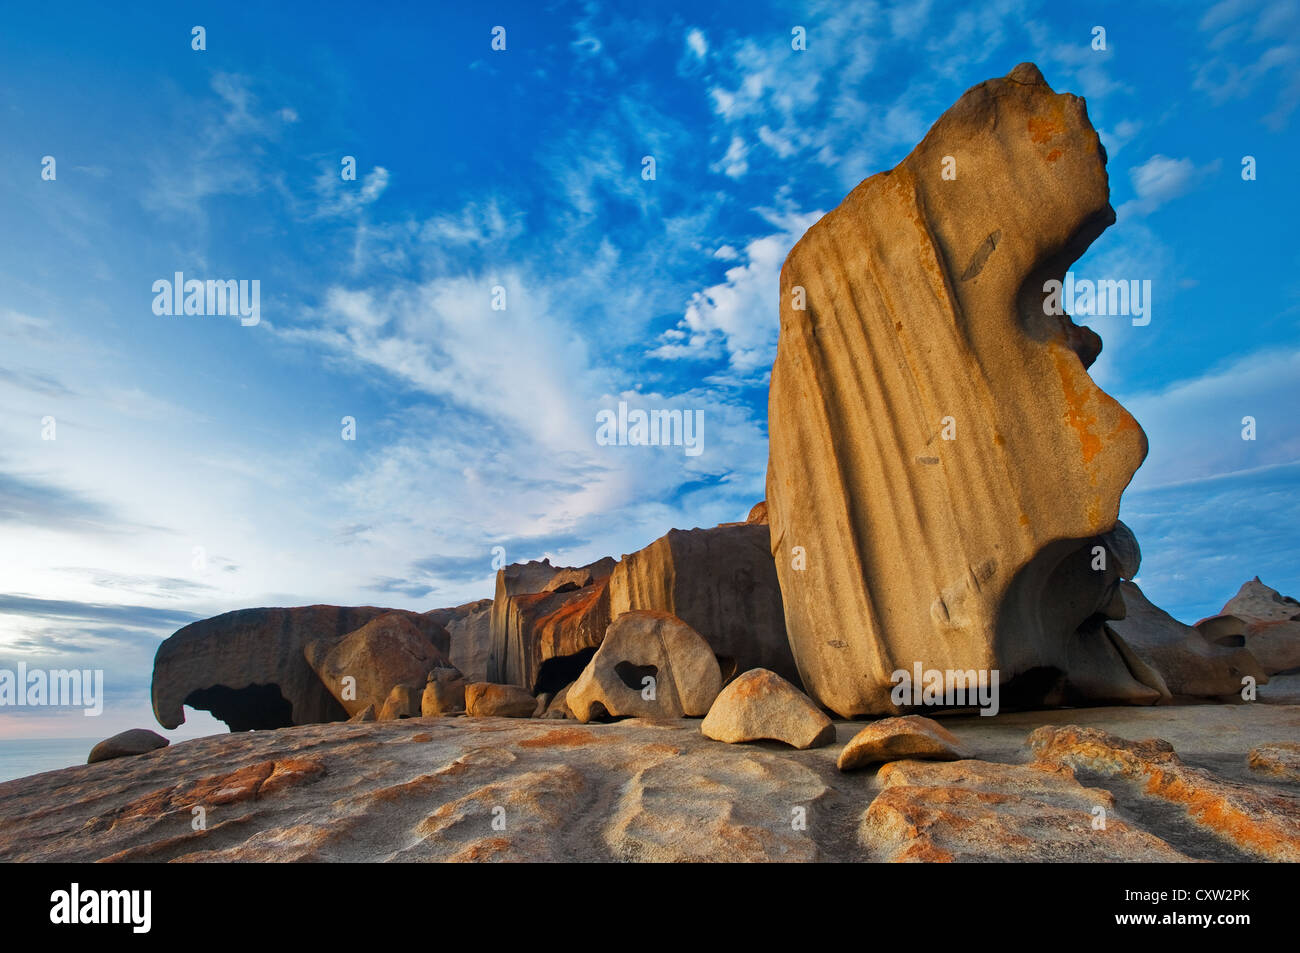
534;648;596;696
615;661;658;691
184;683;294;732
1211;634;1246;648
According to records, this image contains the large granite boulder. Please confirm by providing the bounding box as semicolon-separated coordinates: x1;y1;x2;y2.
152;605;449;731
765;63;1149;717
608;524;800;685
1196;578;1300;675
1108;581;1267;698
304;612;450;718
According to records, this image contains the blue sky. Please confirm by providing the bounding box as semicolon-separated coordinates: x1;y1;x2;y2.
1;0;1298;740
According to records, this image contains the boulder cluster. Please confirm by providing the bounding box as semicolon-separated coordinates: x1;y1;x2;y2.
126;64;1297;763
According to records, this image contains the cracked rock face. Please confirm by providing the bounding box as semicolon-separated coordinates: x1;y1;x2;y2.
766;63;1148;717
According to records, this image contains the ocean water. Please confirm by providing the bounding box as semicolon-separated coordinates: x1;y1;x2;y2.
0;737;99;784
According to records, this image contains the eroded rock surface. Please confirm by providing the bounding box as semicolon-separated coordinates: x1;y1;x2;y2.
766;63;1148;717
1199;578;1300;674
568;611;721;722
305;612;450;718
152;605;447;730
2;705;1296;862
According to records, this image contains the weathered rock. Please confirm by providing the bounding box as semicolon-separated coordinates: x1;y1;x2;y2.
378;684;423;721
701;668;834;749
87;729;170;765
422;667;467;716
608;524;800;685
464;682;537;718
152;605;449;730
1029;725;1300;861
488;557;616;688
838;715;970;770
766;63;1149;717
1108;581;1266;698
543;683;573;719
1200;578;1300;674
445;600;492;684
746;500;768;524
348;704;377;723
1247;743;1300;783
4;704;1296;863
304;612;450;718
497;578;612;694
568;611;722;722
861;758;1188;862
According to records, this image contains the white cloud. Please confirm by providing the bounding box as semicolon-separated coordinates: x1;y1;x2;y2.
1117;155;1214;218
686;28;707;59
712;136;750;178
650;207;822;375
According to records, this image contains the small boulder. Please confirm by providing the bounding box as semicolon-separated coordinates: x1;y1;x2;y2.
465;682;537;718
378;684;423;721
87;729;169;765
837;715;970;771
568;611;721;722
700;668;834;749
422;667;467;716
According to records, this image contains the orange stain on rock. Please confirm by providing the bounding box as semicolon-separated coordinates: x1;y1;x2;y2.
1051;345;1101;465
1027;115;1063;144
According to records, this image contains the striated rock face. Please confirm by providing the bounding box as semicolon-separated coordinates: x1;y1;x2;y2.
443;600;492;684
700;668;834;749
568;611;721;722
152;605;448;731
766;63;1148;717
1198;578;1300;675
87;729;169;765
1108;581;1267;698
608;524;799;685
488;557;616;690
304;612;451;718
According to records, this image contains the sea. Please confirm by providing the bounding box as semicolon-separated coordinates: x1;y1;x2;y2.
0;737;101;784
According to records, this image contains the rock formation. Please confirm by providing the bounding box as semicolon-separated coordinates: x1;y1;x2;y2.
488;557;616;690
87;729;169;764
607;524;799;684
766;63;1149;716
700;668;833;748
1197;577;1300;674
465;682;537;718
1108;581;1267;698
837;715;970;770
568;611;722;722
152;605;448;730
304;611;450;718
